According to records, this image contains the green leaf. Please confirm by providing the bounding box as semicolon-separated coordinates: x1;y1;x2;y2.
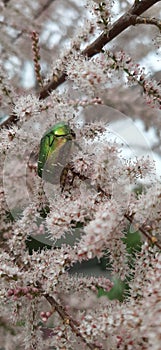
98;278;127;302
122;225;142;257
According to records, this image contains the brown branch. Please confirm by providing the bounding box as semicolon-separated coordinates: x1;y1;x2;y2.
39;0;161;100
34;0;56;19
124;213;161;249
1;0;161;128
37;285;102;350
6;242;100;349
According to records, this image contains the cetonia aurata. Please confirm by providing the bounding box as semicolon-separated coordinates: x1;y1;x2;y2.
38;122;76;186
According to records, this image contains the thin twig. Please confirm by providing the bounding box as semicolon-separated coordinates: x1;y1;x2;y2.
132;15;161;30
124;213;161;250
34;0;56;19
37;282;103;350
66;165;161;250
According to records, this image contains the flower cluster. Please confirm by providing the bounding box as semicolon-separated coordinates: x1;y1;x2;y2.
105;50;161;109
0;0;161;349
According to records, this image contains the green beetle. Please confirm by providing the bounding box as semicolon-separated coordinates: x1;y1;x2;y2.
38;122;76;185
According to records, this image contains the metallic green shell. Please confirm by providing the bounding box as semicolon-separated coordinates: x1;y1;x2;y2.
38;122;75;184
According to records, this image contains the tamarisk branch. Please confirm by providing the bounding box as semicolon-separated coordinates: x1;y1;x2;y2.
39;0;161;99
